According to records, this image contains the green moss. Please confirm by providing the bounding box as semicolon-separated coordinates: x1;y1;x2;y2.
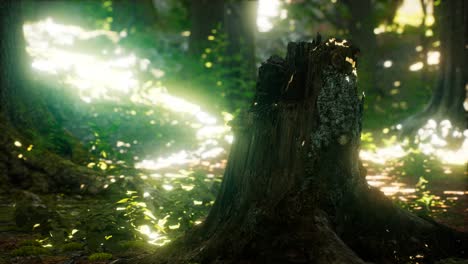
61;242;84;251
17;239;42;247
88;252;112;261
11;246;50;256
119;240;152;251
436;258;468;264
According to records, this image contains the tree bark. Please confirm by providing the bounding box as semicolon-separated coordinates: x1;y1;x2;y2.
223;1;258;111
188;0;224;56
402;0;467;135
142;38;467;264
111;0;158;32
342;0;382;96
188;0;257;111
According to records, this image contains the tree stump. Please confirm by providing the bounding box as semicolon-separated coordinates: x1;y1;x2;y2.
144;38;467;264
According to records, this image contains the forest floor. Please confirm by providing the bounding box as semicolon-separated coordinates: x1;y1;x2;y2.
0;132;466;264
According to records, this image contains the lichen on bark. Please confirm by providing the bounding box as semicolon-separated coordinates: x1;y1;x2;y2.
311;66;361;151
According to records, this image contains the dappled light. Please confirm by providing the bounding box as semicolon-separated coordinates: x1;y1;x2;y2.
361;119;467;166
18;17;468;249
25;18;232;175
257;0;282;32
0;1;466;263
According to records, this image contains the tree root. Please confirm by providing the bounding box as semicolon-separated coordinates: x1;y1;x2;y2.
0;120;102;194
337;187;467;263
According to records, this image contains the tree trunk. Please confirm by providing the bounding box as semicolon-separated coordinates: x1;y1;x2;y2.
187;0;257;111
0;0;100;193
342;0;383;96
223;1;257;110
402;0;467;135
0;0;29;118
188;0;224;56
111;0;157;32
142;38;466;264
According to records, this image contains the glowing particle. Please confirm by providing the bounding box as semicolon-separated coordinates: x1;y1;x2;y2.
99;162;108;170
169;223;180;229
162;184;173;191
14;141;22;147
409;62;424;71
427;51;440;65
383;60;393;68
390;89;399;95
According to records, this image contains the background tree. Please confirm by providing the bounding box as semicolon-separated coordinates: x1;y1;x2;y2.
111;0;158;32
0;0;98;193
279;0;403;96
223;1;258;110
402;0;467;134
188;0;224;56
188;0;258;112
341;0;402;96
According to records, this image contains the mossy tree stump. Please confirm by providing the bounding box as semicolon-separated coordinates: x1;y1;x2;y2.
145;38;466;264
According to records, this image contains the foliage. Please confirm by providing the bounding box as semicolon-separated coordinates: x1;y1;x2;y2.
119;240;155;253
67;193;153;251
10;246;50;256
17;240;42;248
61;242;84;252
88;252;112;261
436;259;468;264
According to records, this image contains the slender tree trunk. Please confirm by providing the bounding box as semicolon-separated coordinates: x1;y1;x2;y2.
342;0;383;96
188;0;257;111
188;0;224;56
0;1;30;120
402;0;467;134
0;0;99;193
223;1;257;110
143;38;466;264
111;0;157;32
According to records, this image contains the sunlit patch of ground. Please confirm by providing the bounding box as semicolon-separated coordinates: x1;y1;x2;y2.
360;126;467;232
21;18;468;246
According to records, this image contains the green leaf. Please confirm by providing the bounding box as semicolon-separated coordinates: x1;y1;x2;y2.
116;198;129;204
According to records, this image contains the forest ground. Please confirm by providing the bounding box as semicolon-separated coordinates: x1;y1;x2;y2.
0;125;466;264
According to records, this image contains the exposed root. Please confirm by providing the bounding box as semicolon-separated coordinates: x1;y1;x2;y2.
0;120;102;194
338;187;468;263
